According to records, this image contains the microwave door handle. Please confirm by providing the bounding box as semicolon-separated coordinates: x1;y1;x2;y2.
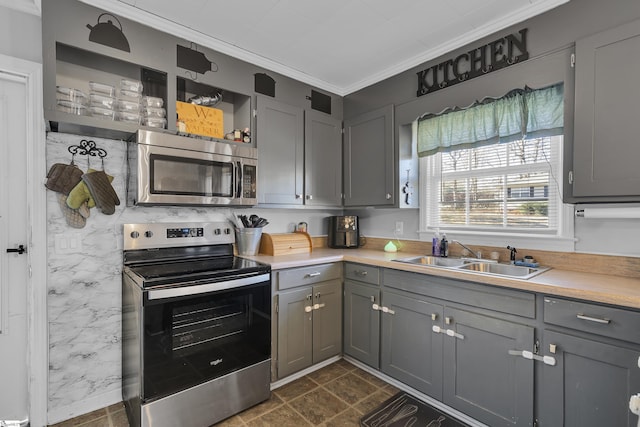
236;161;242;198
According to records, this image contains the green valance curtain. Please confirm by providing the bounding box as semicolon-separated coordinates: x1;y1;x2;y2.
417;83;564;157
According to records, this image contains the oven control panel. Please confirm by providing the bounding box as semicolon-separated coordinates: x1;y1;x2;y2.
167;227;204;238
123;222;235;250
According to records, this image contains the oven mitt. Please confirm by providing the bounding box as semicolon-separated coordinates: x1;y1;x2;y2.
56;194;86;229
81;170;120;215
45;162;83;195
66;168;113;210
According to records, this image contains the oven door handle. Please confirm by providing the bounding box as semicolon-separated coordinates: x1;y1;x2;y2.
147;273;270;300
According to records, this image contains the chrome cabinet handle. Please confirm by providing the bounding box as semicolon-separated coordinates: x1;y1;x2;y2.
306;272;321;278
355;270;368;276
576;313;611;324
386;193;392;200
295;194;302;199
306;194;313;200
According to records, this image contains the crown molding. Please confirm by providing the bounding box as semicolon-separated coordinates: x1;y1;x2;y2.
80;0;569;96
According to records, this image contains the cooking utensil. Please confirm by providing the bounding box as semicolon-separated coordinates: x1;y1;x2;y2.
177;44;219;75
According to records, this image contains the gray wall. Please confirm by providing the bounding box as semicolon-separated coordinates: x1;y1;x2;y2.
0;6;41;63
344;0;640;257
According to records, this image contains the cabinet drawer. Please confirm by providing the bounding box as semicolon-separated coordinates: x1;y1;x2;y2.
276;263;342;291
344;263;380;285
384;268;535;318
544;296;640;343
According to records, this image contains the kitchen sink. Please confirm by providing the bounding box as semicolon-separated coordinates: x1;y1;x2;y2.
393;255;550;280
394;256;470;268
457;262;549;279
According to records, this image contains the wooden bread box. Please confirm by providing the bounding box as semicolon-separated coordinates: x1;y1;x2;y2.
259;232;312;256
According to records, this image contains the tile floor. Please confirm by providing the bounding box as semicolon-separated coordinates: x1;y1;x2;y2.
49;359;399;427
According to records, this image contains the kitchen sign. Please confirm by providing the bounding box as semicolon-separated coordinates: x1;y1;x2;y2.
416;28;529;97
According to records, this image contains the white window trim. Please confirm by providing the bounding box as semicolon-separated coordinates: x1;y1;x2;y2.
418;138;575;252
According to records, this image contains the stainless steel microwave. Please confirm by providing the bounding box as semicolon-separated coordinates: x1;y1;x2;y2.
127;130;257;206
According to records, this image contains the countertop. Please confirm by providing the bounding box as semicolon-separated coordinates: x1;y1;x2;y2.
246;248;640;310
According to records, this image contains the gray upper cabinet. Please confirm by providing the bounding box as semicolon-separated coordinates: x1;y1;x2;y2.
343;105;394;207
256;96;304;205
304;109;343;206
256;97;342;207
572;18;640;201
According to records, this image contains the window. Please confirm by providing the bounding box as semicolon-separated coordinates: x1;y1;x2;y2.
422;135;562;234
417;83;574;249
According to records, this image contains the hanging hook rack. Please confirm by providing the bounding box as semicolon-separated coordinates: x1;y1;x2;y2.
68;139;107;168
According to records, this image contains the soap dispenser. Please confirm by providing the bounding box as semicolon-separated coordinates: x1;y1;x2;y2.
432;231;441;256
440;234;449;257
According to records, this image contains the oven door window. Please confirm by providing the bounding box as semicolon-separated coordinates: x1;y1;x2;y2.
150;154;233;197
142;281;270;402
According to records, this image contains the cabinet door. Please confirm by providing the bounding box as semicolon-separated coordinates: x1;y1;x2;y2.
304;110;342;206
380;291;444;399
442;308;534;427
256;96;304;204
540;330;640;427
277;287;313;378
343;280;380;368
573;19;640;200
343;105;394;207
312;279;343;363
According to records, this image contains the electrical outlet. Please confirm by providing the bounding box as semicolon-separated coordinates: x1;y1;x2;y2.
395;221;404;235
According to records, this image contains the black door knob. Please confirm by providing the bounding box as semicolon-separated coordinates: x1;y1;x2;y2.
6;244;26;254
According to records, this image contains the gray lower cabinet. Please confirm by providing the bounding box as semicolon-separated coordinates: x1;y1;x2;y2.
276;279;342;379
380;290;444;399
442;307;534;427
539;296;640;426
343;280;380;368
540;330;640;427
379;268;536;426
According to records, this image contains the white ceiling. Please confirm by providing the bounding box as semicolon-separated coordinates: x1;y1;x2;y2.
57;0;569;95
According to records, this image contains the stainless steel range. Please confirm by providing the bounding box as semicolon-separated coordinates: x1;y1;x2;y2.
122;222;271;427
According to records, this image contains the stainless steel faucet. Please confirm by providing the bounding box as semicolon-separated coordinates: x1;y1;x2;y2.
451;240;480;259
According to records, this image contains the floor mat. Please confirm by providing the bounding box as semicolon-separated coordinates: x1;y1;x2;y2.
360;391;471;427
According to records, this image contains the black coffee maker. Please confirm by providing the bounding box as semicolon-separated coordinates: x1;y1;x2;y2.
327;215;359;248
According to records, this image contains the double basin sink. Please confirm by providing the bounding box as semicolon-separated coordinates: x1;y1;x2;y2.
393;255;549;280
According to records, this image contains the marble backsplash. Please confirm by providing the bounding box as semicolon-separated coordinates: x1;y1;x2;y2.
45;132;239;418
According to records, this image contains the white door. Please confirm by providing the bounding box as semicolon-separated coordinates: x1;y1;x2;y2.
0;69;30;424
